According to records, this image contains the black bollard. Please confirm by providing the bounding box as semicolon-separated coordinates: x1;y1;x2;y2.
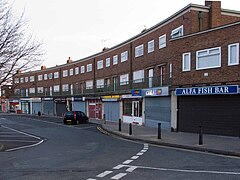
38;111;41;116
119;118;121;132
199;126;203;145
103;114;106;124
158;123;162;139
129;123;132;135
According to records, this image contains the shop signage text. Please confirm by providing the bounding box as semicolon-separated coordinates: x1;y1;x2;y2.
175;85;238;96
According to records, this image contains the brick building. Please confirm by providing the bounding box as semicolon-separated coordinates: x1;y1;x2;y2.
11;1;240;136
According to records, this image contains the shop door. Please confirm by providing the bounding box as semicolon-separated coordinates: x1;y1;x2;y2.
132;101;142;125
89;103;102;119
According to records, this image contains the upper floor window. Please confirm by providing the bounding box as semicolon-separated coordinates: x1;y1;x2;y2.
87;64;92;72
120;74;129;85
228;43;239;66
182;52;191;72
133;70;144;83
48;73;53;79
63;70;68;77
169;63;172;78
121;51;128;62
75;67;79;75
81;66;85;73
148;40;154;53
20;77;24;83
25;77;28;83
96;79;104;88
196;47;221;70
113;55;118;65
106;58;110;67
159;34;166;49
14;78;19;84
37;87;43;93
29;87;35;94
54;72;59;79
171;25;183;39
69;68;74;76
97;60;103;69
38;75;43;81
62;84;69;92
86;80;93;89
30;76;34;82
135;44;144;57
44;74;48;80
53;85;60;92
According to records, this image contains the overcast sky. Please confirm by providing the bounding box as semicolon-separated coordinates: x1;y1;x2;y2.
11;0;239;68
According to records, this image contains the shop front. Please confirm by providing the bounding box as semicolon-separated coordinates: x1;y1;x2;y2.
42;98;54;116
54;98;66;116
102;95;120;122
20;98;31;114
176;85;240;136
72;97;86;113
32;98;41;115
87;98;102;119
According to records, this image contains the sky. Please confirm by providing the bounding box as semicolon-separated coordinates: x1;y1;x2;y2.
11;0;240;69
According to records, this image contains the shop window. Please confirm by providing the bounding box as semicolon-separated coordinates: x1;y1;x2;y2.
123;101;132;116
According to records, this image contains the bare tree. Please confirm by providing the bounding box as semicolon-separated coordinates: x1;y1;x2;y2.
0;0;43;86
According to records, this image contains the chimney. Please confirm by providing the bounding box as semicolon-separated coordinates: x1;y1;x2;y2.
41;65;46;70
67;57;73;64
205;1;221;28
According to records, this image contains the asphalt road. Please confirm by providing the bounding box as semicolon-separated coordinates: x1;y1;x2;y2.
0;114;240;180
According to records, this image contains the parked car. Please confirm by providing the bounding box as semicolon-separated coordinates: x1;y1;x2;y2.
63;111;89;125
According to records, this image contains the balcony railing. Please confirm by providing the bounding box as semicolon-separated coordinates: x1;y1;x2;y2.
12;75;171;98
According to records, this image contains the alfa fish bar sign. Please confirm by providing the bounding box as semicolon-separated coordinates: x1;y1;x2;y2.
175;85;239;96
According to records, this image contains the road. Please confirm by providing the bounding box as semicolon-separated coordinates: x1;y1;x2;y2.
0;114;240;180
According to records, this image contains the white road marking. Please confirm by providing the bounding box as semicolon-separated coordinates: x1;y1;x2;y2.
143;147;148;150
131;156;139;160
137;152;144;156
113;165;125;170
141;149;147;153
144;143;148;147
111;173;127;180
86;179;96;180
126;166;137;172
96;170;113;177
0;140;39;142
122;160;133;164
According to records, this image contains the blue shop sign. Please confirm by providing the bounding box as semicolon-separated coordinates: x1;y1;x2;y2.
132;89;142;96
175;85;238;96
143;87;169;97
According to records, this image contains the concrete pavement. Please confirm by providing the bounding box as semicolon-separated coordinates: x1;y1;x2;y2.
90;119;240;157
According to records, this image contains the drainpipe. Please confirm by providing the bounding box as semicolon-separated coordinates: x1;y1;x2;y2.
198;11;203;32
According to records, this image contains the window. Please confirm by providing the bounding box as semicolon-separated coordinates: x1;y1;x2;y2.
169;63;172;78
70;68;74;76
14;89;20;95
159;34;166;49
37;87;43;93
121;51;128;62
171;25;183;39
19;77;23;83
106;58;110;67
148;40;154;53
86;80;93;89
44;74;48;80
182;52;191;71
96;79;104;88
38;75;43;81
62;84;69;92
87;64;92;72
228;43;239;66
81;66;85;73
75;67;79;75
48;73;53;79
135;44;144;57
53;85;60;92
97;60;103;69
14;78;19;84
29;88;35;94
196;47;221;70
54;72;59;79
133;70;144;83
30;76;34;82
25;77;28;83
113;55;118;65
120;74;129;85
63;70;68;77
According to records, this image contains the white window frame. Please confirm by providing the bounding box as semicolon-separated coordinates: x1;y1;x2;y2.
53;85;60;92
48;73;53;79
37;87;43;93
196;47;221;70
81;66;85;73
159;34;166;49
120;74;129;85
63;70;68;77
228;43;239;66
29;88;35;94
113;55;118;65
169;63;172;78
44;74;48;80
62;84;69;92
25;77;29;83
86;80;93;89
30;76;34;82
38;75;43;81
54;72;59;79
121;51;128;62
15;78;19;84
182;52;191;72
171;25;183;39
97;60;103;69
69;68;74;76
87;64;92;72
75;67;79;75
133;70;144;83
106;58;110;67
148;40;154;53
96;79;104;88
135;44;144;57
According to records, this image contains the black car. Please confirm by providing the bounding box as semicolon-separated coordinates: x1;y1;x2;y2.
63;111;89;125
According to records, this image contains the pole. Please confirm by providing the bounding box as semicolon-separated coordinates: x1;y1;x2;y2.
158;123;161;139
199;126;203;145
119;118;121;132
129;123;132;135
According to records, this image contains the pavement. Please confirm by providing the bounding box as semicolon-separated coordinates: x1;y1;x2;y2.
89;119;240;158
